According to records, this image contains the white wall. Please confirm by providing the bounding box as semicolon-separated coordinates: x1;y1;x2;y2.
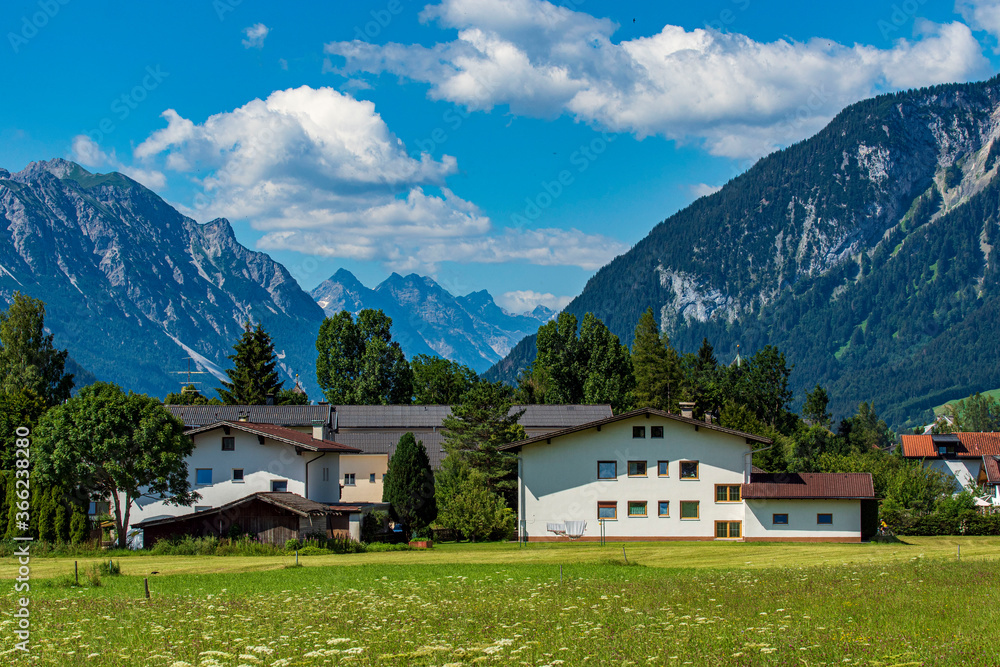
519;416;749;541
340;454;388;503
925;459;979;492
744;499;861;541
129;427;342;525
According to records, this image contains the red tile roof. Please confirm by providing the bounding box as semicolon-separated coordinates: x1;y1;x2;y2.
742;472;875;499
901;433;1000;458
185;421;361;453
984;456;1000;484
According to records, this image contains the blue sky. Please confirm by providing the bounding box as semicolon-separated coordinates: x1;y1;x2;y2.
2;0;1000;313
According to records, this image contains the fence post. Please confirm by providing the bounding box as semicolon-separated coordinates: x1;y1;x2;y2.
144;577;150;599
74;561;78;586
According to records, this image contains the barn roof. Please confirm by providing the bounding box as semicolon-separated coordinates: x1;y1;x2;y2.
167;404;332;427
133;492;331;529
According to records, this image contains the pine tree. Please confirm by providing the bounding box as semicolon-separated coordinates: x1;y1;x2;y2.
0;292;74;406
802;385;832;428
631;308;683;412
35;485;54;542
382;432;437;537
217;323;285;404
52;487;69;542
441;381;525;508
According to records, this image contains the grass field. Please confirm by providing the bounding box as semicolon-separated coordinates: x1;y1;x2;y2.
3;538;1000;666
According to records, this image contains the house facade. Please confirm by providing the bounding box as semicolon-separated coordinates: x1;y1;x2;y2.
128;418;363;542
165;403;613;504
900;432;1000;507
501;408;877;542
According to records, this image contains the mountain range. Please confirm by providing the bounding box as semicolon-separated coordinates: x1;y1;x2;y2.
488;77;1000;429
0;160;551;399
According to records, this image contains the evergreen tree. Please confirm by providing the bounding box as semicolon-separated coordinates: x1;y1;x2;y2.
52;487;69;542
35;484;55;542
441;381;525;508
382;432;437;537
217;323;285;404
942;392;1000;432
837;402;894;453
802;385;832;428
315;309;412;405
0;387;47;470
0;471;8;538
0;292;74;406
631;308;683;412
69;505;89;544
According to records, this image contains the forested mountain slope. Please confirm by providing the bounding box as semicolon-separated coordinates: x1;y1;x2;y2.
488;78;1000;429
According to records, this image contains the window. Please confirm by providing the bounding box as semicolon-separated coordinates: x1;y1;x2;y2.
195;468;212;485
597;501;617;520
597;461;617;480
232;468;244;482
321;467;329;482
680;461;699;479
195;506;211;512
658;501;670;517
627;460;647;477
369;473;376;483
657;461;669;477
772;513;789;525
221;436;235;451
817;513;833;525
715;485;741;502
271;480;287;493
628;501;647;517
344;473;356;486
715;521;742;538
680;501;699;519
651;425;664;438
632;426;646;438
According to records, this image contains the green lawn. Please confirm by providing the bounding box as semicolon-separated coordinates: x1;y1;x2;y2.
2;538;1000;666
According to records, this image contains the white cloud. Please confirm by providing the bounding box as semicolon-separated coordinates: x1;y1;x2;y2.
689;183;722;199
132;85;624;272
242;23;270;49
498;289;572;314
957;0;1000;45
325;0;991;159
70;135;167;190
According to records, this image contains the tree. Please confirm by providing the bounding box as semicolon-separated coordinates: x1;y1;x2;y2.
382;432;437;537
411;355;478;404
0;387;47;470
942;392;1000;432
34;382;198;549
217;323;285;404
631;308;683;412
315;309;413;405
441;381;525;508
837;402;894;454
164;384;221;406
0;293;74;406
437;469;515;542
802;385;832;428
579;313;635;412
69;505;89;544
745;345;794;428
534;313;585;404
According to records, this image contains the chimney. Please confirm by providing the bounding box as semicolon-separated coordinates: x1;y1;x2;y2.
679;402;695;419
266;393;275;406
311;419;325;441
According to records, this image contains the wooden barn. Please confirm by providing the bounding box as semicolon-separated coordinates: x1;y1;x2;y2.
135;492;348;546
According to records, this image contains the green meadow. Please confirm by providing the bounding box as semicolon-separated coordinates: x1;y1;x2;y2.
3;538;1000;666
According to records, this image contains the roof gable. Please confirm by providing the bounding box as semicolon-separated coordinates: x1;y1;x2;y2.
901;433;1000;458
186;421;361;453
499;407;771;451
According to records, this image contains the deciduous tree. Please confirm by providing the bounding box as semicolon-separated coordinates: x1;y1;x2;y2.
411;355;478;404
34;382;197;549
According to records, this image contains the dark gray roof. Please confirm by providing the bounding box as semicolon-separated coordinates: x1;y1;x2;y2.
332;404;612;429
134;492;330;528
166;405;333;427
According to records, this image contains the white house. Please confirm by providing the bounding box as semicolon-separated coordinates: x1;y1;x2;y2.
129;419;364;543
500;407;877;542
900;432;1000;507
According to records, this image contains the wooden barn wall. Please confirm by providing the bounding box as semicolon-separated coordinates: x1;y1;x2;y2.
142;499;307;545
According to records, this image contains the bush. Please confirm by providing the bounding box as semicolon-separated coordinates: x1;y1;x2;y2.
361;510;389;543
438;470;515;542
363;542;412;553
284;538;302;552
99;559;122;576
296;545;331;556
